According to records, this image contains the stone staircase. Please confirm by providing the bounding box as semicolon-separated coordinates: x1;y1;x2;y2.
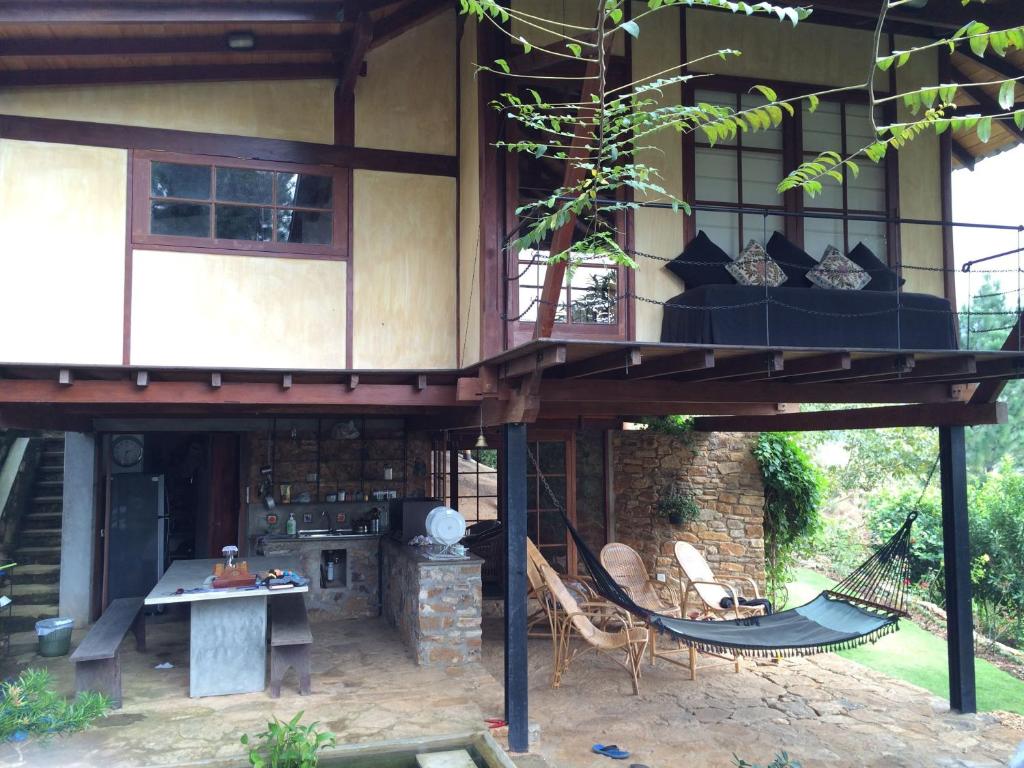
8;436;64;638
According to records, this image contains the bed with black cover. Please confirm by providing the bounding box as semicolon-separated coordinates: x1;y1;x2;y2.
658;231;958;351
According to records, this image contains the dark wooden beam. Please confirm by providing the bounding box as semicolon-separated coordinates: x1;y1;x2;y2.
971;313;1024;404
0;1;346;23
0;61;346;88
370;0;451;49
336;13;374;100
534;26;611;339
691;402;1006;432
676;351;783;382
539;402;790;418
0;113;456;178
904;355;977;379
966;52;1024;85
764;352;850;380
779;353;915;384
499;346;567;380
624;350;715;380
0;379;458;408
540;378;960;405
951;139;976;171
502;422;529;752
940;425;977;714
0;33;344;58
556;348;642;379
807;0;1018;33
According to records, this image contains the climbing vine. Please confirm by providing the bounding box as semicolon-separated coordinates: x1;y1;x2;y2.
753;432;823;604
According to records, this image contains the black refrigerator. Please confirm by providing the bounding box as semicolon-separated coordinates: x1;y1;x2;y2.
108;474;167;601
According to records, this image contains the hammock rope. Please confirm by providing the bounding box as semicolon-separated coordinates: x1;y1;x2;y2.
527;446;920;658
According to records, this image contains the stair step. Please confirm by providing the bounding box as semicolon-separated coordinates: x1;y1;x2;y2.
12;547;61;565
19;530;62;547
32;495;63;504
4;607;59;635
9;584;60;606
9;564;61;585
20;514;63;531
35;479;64;490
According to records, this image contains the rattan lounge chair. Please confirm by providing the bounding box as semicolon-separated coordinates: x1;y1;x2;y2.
600;542;684;665
673;541;767;620
538;562;649;695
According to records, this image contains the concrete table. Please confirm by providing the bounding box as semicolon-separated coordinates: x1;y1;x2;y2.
144;557;308;698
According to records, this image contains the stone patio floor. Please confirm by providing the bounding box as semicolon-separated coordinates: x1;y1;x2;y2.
0;615;1021;767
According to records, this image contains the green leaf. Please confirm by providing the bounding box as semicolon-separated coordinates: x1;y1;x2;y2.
807;94;820;113
752;84;778;103
969;25;991;58
977;115;992;143
494;58;510;74
608;8;623;25
518;36;532;54
999;80;1016;111
620;19;640;38
1015;110;1024;131
566;42;582;58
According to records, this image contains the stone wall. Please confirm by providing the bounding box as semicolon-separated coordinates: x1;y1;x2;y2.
610;430;766;594
381;538;483;667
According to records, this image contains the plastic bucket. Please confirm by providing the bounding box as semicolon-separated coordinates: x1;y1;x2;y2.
36;618;74;657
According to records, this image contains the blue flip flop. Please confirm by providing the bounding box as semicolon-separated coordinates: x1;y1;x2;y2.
592;744;630;760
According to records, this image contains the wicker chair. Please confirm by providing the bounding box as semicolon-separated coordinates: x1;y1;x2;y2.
538;562;648;694
600;542;683;665
674;541;767;620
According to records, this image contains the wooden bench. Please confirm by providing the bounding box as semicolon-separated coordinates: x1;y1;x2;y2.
269;594;312;698
70;597;145;709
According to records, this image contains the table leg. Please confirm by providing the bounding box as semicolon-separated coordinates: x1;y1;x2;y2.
190;596;267;697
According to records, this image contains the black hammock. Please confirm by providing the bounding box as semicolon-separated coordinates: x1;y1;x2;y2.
566;510;917;658
525;442;918;658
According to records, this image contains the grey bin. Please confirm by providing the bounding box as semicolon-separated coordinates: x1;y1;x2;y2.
36;618;74;657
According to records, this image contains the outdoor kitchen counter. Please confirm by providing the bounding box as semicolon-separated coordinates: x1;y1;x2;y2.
381;538;483;667
260;534;382;616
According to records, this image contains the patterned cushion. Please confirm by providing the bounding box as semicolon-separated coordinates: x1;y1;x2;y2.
725;240;787;287
807;245;871;290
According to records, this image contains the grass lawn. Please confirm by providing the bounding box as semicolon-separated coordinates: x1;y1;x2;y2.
788;567;1024;715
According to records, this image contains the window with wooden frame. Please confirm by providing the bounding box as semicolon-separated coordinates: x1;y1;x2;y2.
685;85;890;262
691;88;788;256
801;100;888;260
131;151;349;259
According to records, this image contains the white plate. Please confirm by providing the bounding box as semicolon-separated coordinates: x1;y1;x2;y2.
425;505;466;546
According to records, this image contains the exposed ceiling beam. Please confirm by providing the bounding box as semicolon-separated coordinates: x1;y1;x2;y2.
691;402;1007;433
777;353;915;384
0;1;349;23
623;350;715;380
537;402;791;418
370;0;452;49
0;379;457;408
759;352;851;380
0;61;342;88
972;322;1024;404
675;351;783;382
540;378;960;405
805;1;1018;34
0;34;344;58
555;348;642;379
951;139;976;171
965;52;1024;84
498;345;567;380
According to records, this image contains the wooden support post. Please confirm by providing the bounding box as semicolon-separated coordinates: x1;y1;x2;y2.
940;425;976;714
502;422;529;752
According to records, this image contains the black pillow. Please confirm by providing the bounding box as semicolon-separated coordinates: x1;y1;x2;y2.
766;231;818;288
848;242;902;291
666;231;735;288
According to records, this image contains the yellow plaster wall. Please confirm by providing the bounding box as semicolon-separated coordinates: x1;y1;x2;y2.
0;139;125;365
130;251;347;369
355;11;457;155
895;38;946;298
686;11;887;90
351;171;457;369
0;80;335;144
458;21;483;366
632;2;687;342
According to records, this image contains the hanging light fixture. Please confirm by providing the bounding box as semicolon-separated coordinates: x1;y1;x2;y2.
475;403;488;449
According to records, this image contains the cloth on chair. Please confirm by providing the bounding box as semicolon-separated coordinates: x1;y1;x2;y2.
720;596;773;615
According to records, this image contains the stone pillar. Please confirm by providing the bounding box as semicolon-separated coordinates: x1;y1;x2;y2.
59;432;97;627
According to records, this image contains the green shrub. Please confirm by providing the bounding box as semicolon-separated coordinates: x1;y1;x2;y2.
655;488;700;524
734;752;802;768
241;711;336;768
794;516;867;578
865;487;943;589
0;668;108;743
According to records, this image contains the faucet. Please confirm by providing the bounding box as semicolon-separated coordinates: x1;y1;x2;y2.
320;509;336;535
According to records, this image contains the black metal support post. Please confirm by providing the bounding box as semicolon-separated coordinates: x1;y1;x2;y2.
502;422;529;751
939;425;977;713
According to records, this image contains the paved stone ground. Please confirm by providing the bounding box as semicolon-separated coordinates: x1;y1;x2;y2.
479;618;1024;768
1;616;1021;767
0;616;503;768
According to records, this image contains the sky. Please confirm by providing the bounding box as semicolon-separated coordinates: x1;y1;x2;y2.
951;144;1024;307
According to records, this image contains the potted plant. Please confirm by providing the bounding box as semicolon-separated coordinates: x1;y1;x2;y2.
656;488;700;526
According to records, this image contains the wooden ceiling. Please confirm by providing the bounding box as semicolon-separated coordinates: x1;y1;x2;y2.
949;47;1024;170
0;0;447;86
